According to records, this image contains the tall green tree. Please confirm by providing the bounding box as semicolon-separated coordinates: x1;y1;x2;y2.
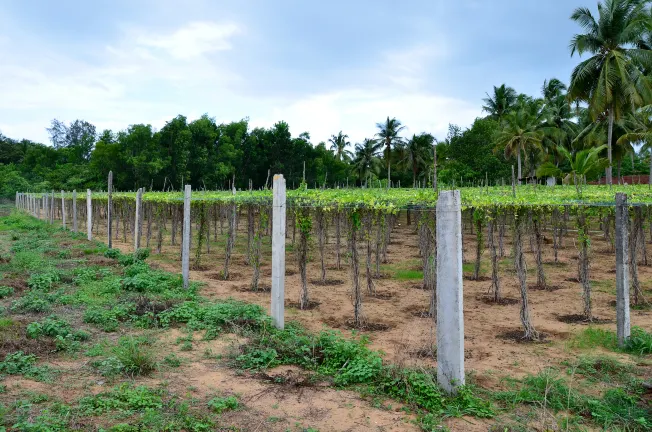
482;84;518;120
401;133;434;186
375;117;405;185
328;131;352;161
353;139;381;185
494;98;545;183
568;0;652;186
617;105;652;183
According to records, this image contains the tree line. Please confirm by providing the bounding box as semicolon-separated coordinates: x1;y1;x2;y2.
2;0;652;197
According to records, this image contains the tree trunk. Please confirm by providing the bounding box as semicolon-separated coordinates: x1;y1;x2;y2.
386;140;391;188
533;211;547;290
649;148;652;188
297;208;311;309
577;210;592;320
499;212;506;258
631;208;642;306
348;212;363;327
517;146;522;185
365;212;375;295
607;109;614;186
473;210;483;280
488;213;501;302
514;210;539;340
316;209;326;283
223;203;236;280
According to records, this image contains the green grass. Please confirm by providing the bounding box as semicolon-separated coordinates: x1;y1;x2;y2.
494;367;650;431
571;326;652;355
394;269;423;280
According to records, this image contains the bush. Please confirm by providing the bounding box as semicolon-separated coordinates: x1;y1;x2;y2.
78;383;162;415
26;315;89;351
0;286;15;298
207;395;239;414
0;351;52;381
624;327;652;355
112;336;156;376
133;248;150;262
28;272;60;291
83;304;135;332
11;291;61;313
103;249;121;260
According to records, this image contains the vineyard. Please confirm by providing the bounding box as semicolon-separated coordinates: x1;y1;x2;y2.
8;184;652;430
17;184;652;339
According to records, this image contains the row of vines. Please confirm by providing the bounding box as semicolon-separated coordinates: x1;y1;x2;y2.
22;185;652;340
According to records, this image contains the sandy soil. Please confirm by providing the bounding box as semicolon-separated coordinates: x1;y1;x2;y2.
24;207;652;431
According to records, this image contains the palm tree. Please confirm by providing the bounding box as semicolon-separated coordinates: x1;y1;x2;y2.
329;131;352;161
538;145;608;198
568;0;652;186
483;84;518;120
540;79;579;167
401;133;434;187
353;139;381;186
375;117;405;186
617;105;652;183
494;97;545;183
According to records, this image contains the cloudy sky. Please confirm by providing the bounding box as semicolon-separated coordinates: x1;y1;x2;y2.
0;0;595;145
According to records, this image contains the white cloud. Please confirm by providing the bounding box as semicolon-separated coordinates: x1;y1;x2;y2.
253;89;480;144
0;21;243;143
1;20;480;149
132;22;241;59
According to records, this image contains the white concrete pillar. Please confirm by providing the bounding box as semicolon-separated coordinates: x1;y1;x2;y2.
61;191;66;229
134;188;143;250
271;174;286;330
182;185;191;289
107;171;113;249
436;190;465;394
50;191;54;224
87;189;92;241
615;193;631;347
72;190;78;232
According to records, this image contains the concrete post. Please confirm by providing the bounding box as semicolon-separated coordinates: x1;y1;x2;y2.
134;188;143;250
87;189;92;241
72;190;78;232
15;192;18;209
182;185;191;289
61;191;66;229
615;193;631;347
436;190;465;394
37;196;41;220
271;174;286;330
50;191;54;224
107;171;113;249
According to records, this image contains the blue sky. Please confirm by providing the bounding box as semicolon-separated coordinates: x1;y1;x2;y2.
0;0;595;145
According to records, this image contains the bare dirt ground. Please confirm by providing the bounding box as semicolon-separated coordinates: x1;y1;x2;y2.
24;208;652;431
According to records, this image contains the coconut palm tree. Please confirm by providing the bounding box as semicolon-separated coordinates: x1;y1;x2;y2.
353;139;382;186
375;117;405;186
329;131;352;162
618;105;652;183
568;0;652;186
401;133;435;187
540;79;580;167
537;145;608;197
494;97;545;183
482;84;518;120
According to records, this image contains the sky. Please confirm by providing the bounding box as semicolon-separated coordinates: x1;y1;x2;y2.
0;0;596;146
